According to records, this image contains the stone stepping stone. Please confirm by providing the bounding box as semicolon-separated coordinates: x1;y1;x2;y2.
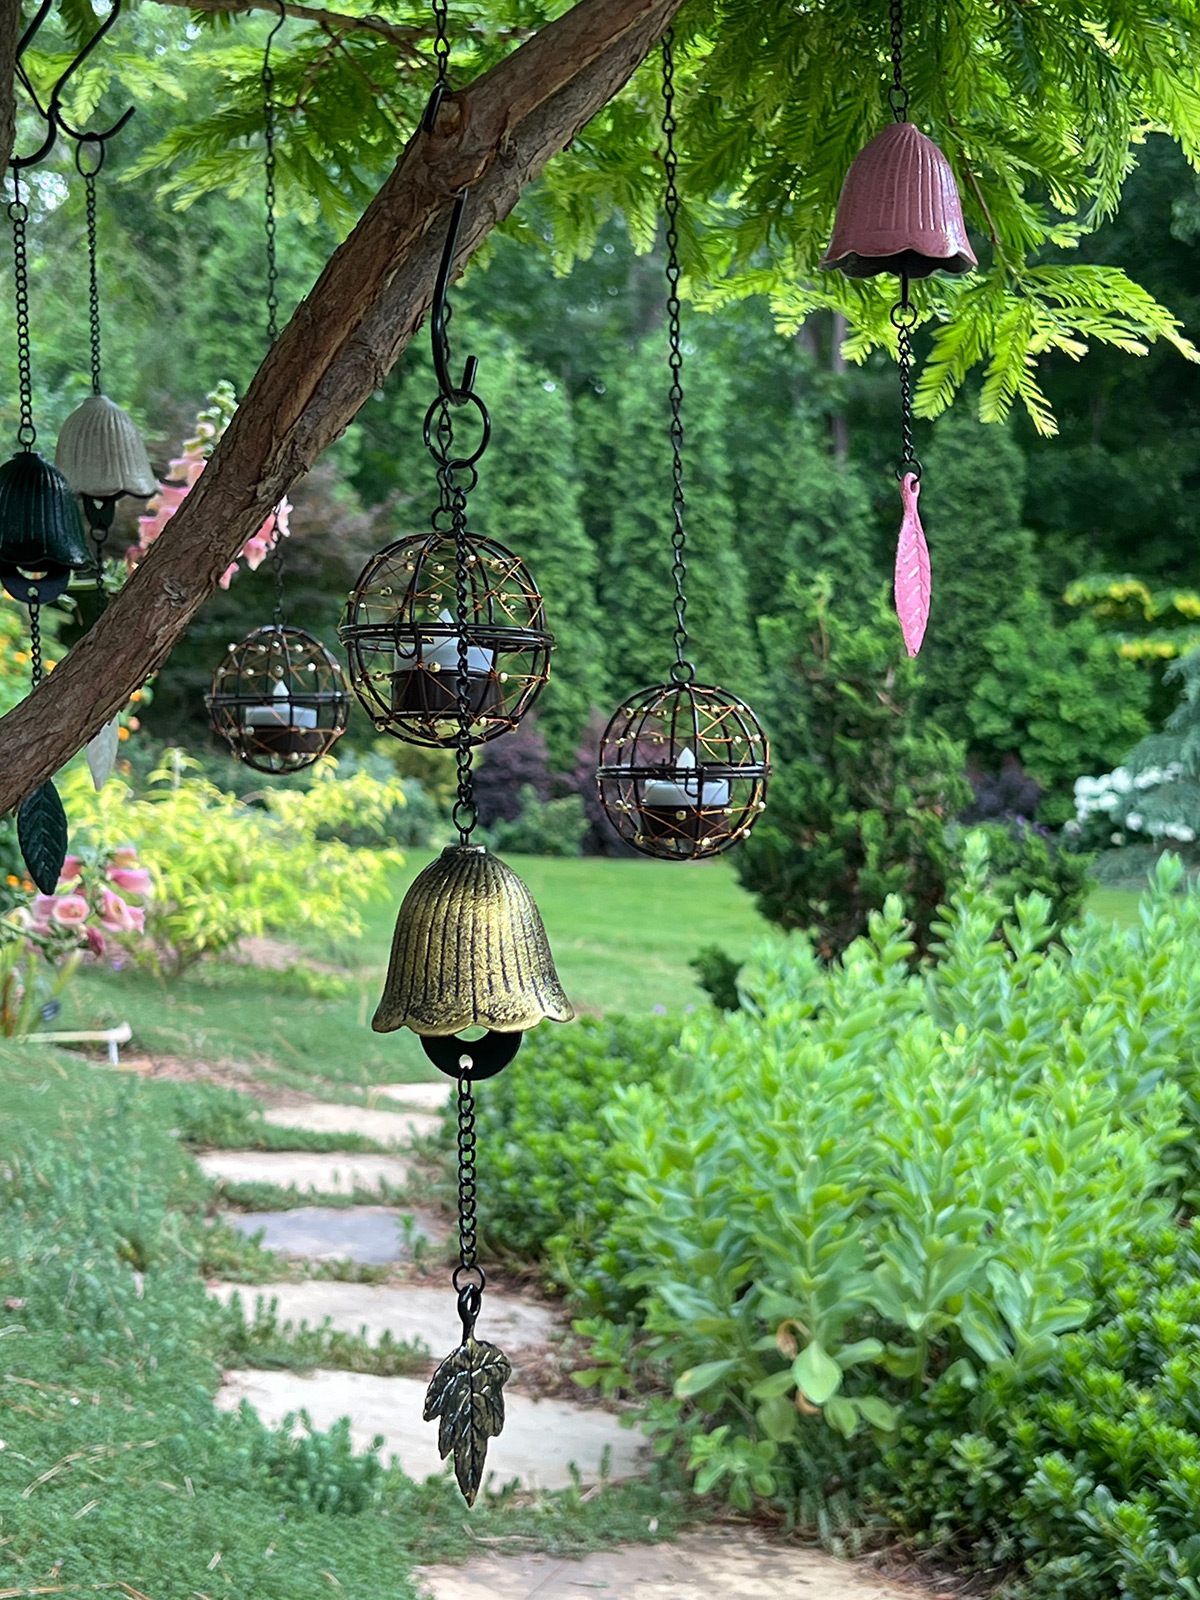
198;1150;413;1196
263;1102;441;1145
377;1081;453;1111
209;1279;555;1352
225;1205;448;1264
215;1368;644;1491
415;1531;939;1599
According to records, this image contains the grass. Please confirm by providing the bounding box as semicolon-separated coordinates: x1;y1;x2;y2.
54;851;772;1093
0;1040;693;1598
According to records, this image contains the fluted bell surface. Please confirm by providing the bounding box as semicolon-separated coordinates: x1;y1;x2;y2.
373;844;574;1037
0;450;90;571
820;121;977;280
55;394;157;500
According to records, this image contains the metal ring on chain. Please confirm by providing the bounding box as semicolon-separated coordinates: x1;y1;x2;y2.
423;392;490;468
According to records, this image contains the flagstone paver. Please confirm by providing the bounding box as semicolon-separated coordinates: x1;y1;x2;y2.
215;1367;644;1490
263;1102;441;1144
377;1081;454;1111
414;1532;942;1600
210;1279;556;1351
226;1204;448;1263
198;1149;414;1195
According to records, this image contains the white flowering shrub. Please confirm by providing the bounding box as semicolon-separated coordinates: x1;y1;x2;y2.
1074;765;1198;845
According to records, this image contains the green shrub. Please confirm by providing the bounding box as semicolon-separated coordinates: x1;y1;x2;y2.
879;1222;1200;1599
440;1014;679;1283
689;945;743;1012
949;819;1094;933
489;784;588;857
577;841;1197;1527
736;577;969;959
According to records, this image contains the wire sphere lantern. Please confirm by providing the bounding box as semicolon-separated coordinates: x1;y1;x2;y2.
340;530;552;749
597;681;769;860
207;624;350;774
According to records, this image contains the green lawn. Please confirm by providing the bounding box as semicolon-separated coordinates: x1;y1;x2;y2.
60;851;773;1091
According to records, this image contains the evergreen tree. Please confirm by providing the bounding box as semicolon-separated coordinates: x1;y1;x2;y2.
917;410;1040;737
468;344;607;767
582;339;760;705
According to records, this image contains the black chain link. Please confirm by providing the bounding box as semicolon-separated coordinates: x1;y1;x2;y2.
83;169;102;393
888;0;909;121
454;1075;479;1280
28;598;42;687
661;31;693;686
262;5;282;345
427;398;480;843
890;275;921;480
9;171;35;449
432;0;450;86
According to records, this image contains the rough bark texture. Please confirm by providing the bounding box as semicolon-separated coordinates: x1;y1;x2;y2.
0;0;19;177
0;0;682;813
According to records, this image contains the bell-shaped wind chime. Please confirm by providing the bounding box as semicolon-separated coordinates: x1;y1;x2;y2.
596;32;769;860
206;2;350;773
819;0;976;656
341;0;572;1507
0;0;134;890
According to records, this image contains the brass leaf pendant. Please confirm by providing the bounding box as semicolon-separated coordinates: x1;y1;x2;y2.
424;1333;512;1505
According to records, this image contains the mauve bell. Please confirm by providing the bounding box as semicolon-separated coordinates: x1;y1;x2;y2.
55;393;156;500
820;121;977;280
0;450;91;602
373;844;573;1040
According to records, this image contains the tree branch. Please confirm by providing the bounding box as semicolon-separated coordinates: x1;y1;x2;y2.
149;0;430;55
0;0;682;813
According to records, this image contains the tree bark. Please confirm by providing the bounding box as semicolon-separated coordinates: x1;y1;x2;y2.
0;0;681;813
0;0;19;176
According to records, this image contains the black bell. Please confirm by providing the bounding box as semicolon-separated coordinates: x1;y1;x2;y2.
0;450;91;602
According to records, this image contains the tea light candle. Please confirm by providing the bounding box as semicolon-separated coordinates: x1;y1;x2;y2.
641;747;730;809
395;608;494;676
244;676;317;729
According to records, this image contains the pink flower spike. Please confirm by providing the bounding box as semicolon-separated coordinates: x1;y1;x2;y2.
109;867;153;898
85;926;106;957
57;856;83;888
99;889;137;932
30;894;57;930
111;847;140;869
894;471;931;657
126;905;145;934
52;894;90;927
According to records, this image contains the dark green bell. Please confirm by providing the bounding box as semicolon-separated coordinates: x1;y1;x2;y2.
0;450;90;603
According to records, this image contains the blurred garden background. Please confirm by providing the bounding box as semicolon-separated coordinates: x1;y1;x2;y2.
9;3;1200;1598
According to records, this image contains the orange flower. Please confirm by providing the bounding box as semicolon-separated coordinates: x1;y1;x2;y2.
117;726;130;742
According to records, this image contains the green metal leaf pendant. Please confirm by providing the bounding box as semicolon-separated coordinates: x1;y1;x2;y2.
17;779;68;895
423;1334;511;1505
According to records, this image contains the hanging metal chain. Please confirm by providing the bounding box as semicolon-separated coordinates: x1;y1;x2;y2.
891;274;921;480
661;30;693;686
262;3;283;345
888;0;909;122
454;1074;480;1284
28;598;42;687
432;0;450;88
9;170;35;450
82;166;102;393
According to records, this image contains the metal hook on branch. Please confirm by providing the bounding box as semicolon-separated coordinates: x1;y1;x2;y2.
13;0;135;174
429;189;478;405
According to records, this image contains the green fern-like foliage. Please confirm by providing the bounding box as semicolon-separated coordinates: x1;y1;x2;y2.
25;0;1200;424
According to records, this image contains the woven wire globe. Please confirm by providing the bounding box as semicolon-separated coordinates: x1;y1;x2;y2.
339;531;552;749
207;624;350;774
596;681;770;860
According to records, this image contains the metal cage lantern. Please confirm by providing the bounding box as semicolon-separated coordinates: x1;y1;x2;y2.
597;681;769;860
340;531;552;749
207;624;350;773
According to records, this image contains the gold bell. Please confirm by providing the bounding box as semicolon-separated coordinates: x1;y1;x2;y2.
373;845;573;1038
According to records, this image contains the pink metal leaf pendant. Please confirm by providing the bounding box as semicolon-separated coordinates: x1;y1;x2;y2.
894;471;931;657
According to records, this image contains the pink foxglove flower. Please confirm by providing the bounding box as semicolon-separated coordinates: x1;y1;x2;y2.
52;894;90;927
57;856;82;888
99;890;138;933
85;926;106;957
29;895;57;930
109;866;153;898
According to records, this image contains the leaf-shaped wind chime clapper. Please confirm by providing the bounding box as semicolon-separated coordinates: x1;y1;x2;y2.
339;0;571;1505
820;0;976;656
0;2;133;885
595;30;769;862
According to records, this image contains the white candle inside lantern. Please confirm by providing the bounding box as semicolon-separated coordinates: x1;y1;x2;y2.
244;675;317;729
394;608;494;676
641;747;730;809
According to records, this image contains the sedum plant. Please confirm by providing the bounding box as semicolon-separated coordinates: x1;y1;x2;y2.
578;840;1199;1515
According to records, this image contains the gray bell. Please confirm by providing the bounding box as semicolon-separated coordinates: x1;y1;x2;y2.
55;393;156;500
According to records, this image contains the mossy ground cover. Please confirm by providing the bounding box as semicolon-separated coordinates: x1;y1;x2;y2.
0;1041;689;1598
